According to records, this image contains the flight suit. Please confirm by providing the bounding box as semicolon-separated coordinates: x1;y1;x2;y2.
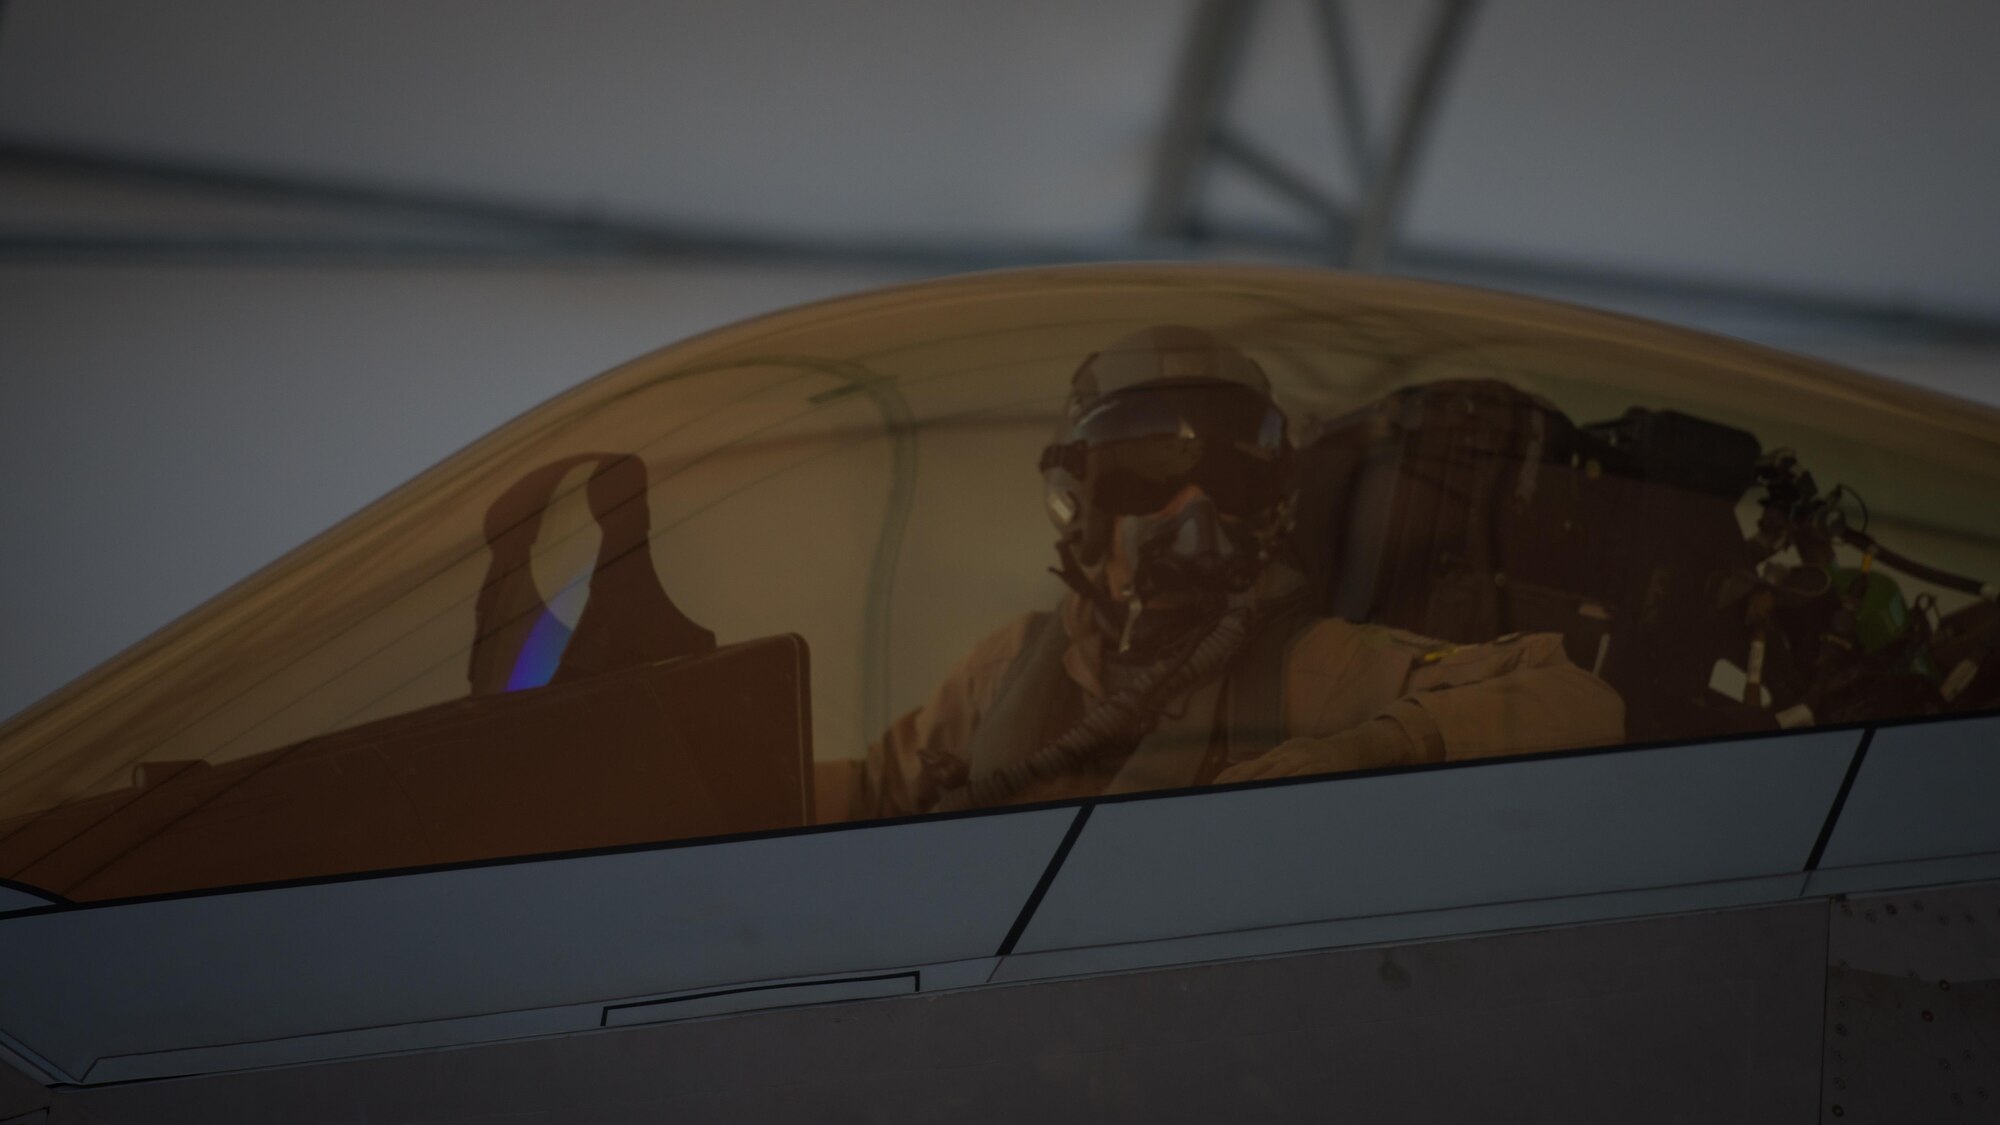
852;580;1626;820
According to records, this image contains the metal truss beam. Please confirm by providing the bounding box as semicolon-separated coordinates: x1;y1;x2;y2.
0;138;1995;347
1207;126;1351;244
0;139;1133;270
1141;0;1264;238
1308;0;1375;191
1347;0;1480;271
1143;0;1481;272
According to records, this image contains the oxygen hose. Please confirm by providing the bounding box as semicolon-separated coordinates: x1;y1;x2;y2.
929;607;1255;812
1840;528;1999;601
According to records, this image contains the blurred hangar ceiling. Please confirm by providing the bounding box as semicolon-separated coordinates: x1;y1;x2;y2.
1;0;1998;344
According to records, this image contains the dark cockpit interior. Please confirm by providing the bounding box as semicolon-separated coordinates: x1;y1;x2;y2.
2;266;1994;901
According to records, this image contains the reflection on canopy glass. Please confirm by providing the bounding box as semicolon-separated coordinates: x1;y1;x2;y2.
2;266;1996;901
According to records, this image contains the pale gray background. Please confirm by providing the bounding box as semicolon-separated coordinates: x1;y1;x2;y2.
2;0;1997;722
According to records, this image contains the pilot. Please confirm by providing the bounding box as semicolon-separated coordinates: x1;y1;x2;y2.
852;326;1623;818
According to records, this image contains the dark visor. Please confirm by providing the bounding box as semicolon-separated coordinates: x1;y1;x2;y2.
1046;383;1291;516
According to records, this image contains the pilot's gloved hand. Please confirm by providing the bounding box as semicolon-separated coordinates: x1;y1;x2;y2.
1213;714;1439;783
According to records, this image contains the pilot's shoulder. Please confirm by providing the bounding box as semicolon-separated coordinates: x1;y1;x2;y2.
1295;617;1452;656
1285;618;1447;686
1289;618;1568;676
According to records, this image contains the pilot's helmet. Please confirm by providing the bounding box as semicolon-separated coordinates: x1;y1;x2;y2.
1039;326;1295;605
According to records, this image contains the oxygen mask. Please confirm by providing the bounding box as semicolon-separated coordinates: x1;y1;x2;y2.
1107;490;1261;655
1120;491;1259;601
1041;376;1296;656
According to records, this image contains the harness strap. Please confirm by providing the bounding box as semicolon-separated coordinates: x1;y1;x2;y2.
960;607;1073;787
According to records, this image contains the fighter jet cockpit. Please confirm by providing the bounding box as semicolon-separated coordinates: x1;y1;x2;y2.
2;265;1996;903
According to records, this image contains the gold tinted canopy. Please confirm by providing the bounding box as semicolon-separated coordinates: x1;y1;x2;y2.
3;264;1996;901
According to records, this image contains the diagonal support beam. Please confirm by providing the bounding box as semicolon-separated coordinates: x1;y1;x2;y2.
1309;0;1376;190
1143;0;1480;270
1348;0;1482;271
1142;0;1264;238
1208;125;1351;244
